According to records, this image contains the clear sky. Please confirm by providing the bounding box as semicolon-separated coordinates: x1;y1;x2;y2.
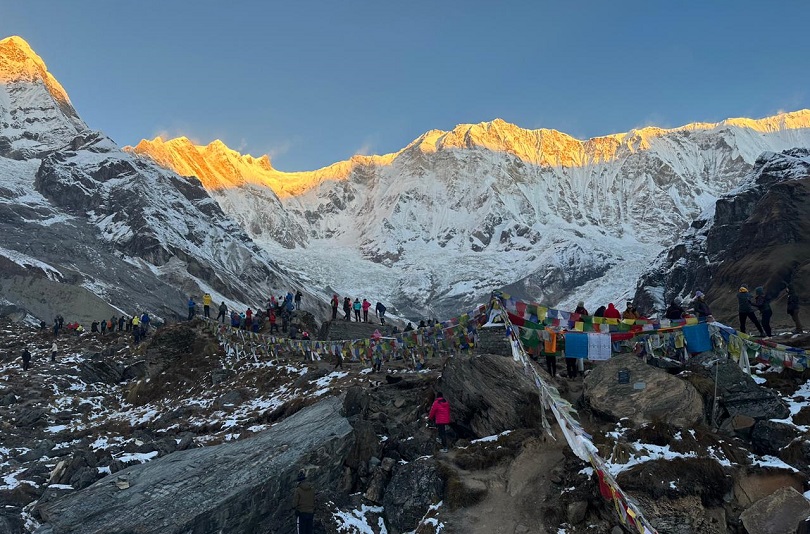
3;1;810;171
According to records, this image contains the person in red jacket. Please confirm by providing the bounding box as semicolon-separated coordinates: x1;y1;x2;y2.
603;303;621;320
361;299;371;323
428;392;451;452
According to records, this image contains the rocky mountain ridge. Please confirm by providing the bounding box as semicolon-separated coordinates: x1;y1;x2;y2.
0;36;319;324
130;110;810;318
633;147;810;325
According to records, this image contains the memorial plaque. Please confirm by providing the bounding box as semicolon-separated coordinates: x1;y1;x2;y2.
617;368;630;384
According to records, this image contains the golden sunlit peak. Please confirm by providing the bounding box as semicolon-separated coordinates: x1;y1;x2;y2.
0;35;72;107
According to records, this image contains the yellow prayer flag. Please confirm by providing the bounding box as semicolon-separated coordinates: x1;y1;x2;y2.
574;321;584;332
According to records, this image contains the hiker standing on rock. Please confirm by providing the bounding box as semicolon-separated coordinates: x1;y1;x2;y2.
21;347;31;371
737;285;765;336
343;297;351;321
50;342;58;363
787;285;803;334
753;286;773;337
295;290;302;310
202;292;212;318
429;392;451;452
217;301;228;323
293;471;315;534
331;294;339;321
187;297;196;320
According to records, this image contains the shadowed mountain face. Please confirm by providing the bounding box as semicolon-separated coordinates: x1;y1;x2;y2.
0;37;316;324
634;148;810;326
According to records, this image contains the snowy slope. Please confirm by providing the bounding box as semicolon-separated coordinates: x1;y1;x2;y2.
0;36;318;323
130;112;810;318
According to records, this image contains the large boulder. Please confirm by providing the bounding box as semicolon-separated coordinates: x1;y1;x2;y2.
440;353;541;437
739;486;810;534
382;458;443;533
687;354;790;422
584;354;704;427
35;396;353;534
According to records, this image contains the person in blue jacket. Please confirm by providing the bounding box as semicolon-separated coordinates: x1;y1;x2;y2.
187;297;196;320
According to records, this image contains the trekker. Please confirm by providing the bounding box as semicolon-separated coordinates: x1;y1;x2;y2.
50;342;58;363
343;297;351;321
603;303;621;320
91;321;99;333
245;308;253;325
565;355;578;379
132;315;141;344
664;299;685;321
737;285;765;336
217;301;228;323
269;309;279;333
100;319;107;335
593;306;606;317
187;297;196;320
331;294;339;321
404;322;414;332
693;291;712;320
21;347;31;371
353;299;362;322
787;285;803;334
110;316;117;332
334;348;343;369
293;471;315;534
574;301;589;316
753;287;773;337
140;312;150;335
375;301;386;325
294;290;302;310
202;293;212;318
362;299;371;323
429;392;451;452
622;302;639;320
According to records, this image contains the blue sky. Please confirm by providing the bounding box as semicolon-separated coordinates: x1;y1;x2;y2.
3;1;809;171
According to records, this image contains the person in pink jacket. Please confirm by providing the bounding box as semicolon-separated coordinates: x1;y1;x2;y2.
428;392;451;452
361;299;371;323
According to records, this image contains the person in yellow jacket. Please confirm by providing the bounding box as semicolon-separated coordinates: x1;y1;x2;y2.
132;315;142;344
202;293;212;318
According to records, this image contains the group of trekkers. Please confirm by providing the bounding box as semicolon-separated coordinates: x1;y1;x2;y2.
194;290;317;340
330;294;387;325
46;311;152;343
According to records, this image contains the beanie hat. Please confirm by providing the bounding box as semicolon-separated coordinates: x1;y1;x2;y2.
694;291;704;298
577;301;584;307
739;286;748;293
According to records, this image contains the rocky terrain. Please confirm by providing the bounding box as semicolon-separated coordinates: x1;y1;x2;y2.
2;315;810;533
634;148;810;324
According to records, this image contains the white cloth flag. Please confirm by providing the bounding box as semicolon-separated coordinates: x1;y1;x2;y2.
588;333;612;361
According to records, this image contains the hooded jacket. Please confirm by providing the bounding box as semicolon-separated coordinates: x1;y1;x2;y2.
603;303;621;319
429;397;451;424
737;288;754;313
293;480;315;514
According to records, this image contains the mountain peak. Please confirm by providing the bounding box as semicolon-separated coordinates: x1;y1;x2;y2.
0;35;72;106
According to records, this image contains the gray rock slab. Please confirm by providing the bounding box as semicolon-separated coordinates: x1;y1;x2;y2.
584;354;704;427
740;486;810;534
36;396;352;534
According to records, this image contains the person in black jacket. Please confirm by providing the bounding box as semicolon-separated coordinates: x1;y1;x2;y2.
753;286;772;337
787;285;803;334
21;348;31;371
692;291;712;320
664;299;685;320
737;285;765;336
293;472;315;534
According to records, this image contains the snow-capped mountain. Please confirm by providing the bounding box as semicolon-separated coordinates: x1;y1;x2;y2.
0;36;315;324
129;112;810;318
633;148;810;323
